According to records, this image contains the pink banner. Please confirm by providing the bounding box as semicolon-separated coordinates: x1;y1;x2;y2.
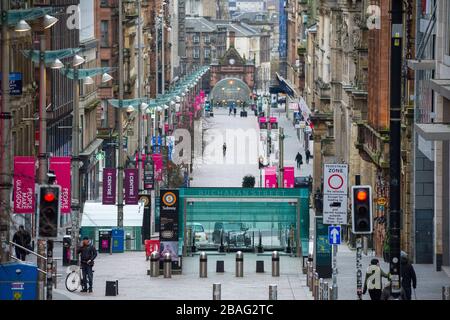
102;168;116;205
264;166;278;188
49;157;72;214
13;156;35;214
152;153;163;181
283;167;295;188
124;168;139;205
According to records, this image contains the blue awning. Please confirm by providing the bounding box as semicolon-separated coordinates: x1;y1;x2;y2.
276;72;297;98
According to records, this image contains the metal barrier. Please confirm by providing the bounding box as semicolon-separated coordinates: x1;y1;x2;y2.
318;278;324;300
322;281;329;300
313;272;319;300
272;251;280;277
213;283;221;300
163;252;172;278
443;286;450;300
199;252;207;278
150;251;160;277
306;262;312;288
235;251;244;277
269;284;277;300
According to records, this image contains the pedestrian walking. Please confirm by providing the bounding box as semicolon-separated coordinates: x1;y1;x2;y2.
233;107;237;116
363;258;390;300
400;251;417;300
295;152;303;169
77;236;97;293
12;225;31;261
305;149;311;164
229;106;232;116
223;143;227;156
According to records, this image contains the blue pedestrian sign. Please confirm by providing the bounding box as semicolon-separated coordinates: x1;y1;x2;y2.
328;226;341;245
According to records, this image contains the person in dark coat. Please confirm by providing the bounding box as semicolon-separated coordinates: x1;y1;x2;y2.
305;149;311;164
295;152;303;169
12;225;31;261
400;251;417;300
77;236;97;293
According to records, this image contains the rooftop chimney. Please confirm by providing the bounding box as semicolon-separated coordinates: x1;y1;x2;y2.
229;30;236;48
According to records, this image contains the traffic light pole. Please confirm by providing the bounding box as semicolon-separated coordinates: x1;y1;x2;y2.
37;35;47;301
388;0;403;299
46;239;53;300
354;175;362;300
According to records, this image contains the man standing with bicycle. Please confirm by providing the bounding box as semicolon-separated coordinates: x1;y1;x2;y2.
77;236;97;293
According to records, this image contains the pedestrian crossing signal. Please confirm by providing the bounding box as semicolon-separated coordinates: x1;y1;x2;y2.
351;186;373;234
38;185;61;238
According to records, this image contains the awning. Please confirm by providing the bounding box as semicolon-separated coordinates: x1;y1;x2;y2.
276;72;298;98
80;138;104;157
429;79;450;100
81;201;144;227
415;123;450;141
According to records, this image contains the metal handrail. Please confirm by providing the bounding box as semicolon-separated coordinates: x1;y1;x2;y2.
7;240;47;260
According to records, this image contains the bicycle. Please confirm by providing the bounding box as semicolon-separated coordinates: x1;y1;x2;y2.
65;264;81;292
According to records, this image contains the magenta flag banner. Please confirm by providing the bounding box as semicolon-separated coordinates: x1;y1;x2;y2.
283;167;295;188
124;168;139;205
13;156;35;214
264;166;278;188
152;154;163;182
102;168;116;205
49;157;72;215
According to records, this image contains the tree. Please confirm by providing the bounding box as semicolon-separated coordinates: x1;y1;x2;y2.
242;175;255;188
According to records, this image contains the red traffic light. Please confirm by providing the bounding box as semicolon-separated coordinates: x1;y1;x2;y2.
44;192;56;202
356;190;368;202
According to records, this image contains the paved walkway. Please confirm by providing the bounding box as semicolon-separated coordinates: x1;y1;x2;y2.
191;106;312;188
53;252;312;300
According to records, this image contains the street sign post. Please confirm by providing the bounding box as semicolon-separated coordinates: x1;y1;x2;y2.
328;225;340;300
328;226;341;245
323;164;348;225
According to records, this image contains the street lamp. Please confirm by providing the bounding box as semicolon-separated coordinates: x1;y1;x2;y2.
83;76;94;85
14;19;30;32
72;54;85;67
43;14;58;29
50;58;64;69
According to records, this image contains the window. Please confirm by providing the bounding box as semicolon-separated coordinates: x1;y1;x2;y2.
193;48;200;59
193;34;200;43
204;48;211;59
100;20;109;47
101;60;109;68
204;34;210;44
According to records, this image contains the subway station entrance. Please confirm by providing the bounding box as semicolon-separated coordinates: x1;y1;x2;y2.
178;188;310;258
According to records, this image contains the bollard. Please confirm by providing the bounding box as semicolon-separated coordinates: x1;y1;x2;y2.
163;252;172;278
313;272;319;300
269;284;277;300
319;278;324;300
306;262;311;288
235;251;244;277
328;285;334;300
272;251;280;277
323;282;329;300
150;251;160;277
442;286;450;300
199;252;207;278
213;283;221;300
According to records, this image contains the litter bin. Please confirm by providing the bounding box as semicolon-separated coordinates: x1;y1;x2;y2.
98;229;112;253
111;228;124;253
0;262;38;300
